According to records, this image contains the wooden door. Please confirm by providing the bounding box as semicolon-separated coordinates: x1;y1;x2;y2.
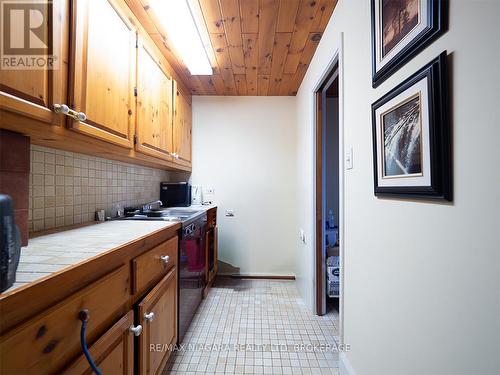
136;38;174;160
0;0;68;125
173;86;192;165
62;311;134;375
70;0;136;148
138;268;177;375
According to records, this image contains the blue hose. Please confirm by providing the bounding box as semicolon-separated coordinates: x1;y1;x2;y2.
79;310;103;375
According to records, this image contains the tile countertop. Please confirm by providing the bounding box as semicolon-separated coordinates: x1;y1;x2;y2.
4;220;179;294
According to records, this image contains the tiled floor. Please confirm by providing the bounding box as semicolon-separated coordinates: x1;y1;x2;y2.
163;278;340;375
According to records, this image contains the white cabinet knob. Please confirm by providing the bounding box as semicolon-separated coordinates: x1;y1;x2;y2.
129;324;142;336
144;312;155;322
160;255;170;264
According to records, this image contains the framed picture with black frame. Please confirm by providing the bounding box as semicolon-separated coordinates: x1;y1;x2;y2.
371;0;446;87
371;51;451;200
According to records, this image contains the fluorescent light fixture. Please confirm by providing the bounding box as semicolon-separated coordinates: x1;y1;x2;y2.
149;0;212;75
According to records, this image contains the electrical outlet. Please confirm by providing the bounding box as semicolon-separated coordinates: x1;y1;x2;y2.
225;209;235;217
205;187;215;194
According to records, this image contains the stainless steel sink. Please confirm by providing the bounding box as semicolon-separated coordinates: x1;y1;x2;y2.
118;207;204;223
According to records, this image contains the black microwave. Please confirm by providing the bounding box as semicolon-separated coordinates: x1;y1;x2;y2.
160;182;191;207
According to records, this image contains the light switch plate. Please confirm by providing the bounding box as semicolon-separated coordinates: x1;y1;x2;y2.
300;229;306;244
345;147;353;170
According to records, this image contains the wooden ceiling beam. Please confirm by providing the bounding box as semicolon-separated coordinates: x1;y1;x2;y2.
258;0;280;76
198;0;225;33
257;75;270;96
276;0;300;33
240;0;260;33
243;33;259;96
283;0;320;74
124;0;336;96
310;0;338;32
209;33;237;95
268;32;292;95
219;0;246;75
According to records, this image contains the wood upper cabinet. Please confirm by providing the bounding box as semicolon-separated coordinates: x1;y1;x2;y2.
0;0;68;125
136;38;174;160
173;86;192;166
70;0;136;148
62;311;134;375
138;268;177;375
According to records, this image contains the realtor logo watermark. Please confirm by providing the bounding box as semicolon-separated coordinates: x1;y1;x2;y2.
1;0;58;69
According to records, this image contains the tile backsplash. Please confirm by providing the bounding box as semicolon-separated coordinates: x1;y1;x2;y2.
29;145;171;233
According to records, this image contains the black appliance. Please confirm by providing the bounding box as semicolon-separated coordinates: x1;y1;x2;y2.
160;182;191;207
0;195;21;292
116;205;207;343
178;211;207;342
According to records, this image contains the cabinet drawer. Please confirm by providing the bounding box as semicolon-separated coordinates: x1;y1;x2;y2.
0;265;130;375
132;236;178;295
62;310;134;375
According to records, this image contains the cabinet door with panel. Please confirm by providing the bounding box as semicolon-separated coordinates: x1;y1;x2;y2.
136;38;174;160
173;86;192;166
138;268;177;375
70;0;136;148
0;0;68;125
0;266;130;374
62;311;134;375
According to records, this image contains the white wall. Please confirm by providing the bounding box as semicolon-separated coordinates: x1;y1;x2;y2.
191;96;297;276
296;0;500;374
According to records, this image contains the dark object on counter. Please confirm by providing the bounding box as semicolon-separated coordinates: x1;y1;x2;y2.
0;195;21;293
160;182;191;207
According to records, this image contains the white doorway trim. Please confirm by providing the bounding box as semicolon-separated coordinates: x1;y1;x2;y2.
312;32;345;344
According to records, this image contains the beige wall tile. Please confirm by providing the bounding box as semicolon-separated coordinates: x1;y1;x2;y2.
28;145;172;233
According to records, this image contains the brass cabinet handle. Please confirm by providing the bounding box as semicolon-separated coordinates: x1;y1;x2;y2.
129;324;142;336
54;104;87;121
144;312;155;322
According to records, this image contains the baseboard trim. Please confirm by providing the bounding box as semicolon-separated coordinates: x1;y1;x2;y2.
218;273;296;280
340;353;356;375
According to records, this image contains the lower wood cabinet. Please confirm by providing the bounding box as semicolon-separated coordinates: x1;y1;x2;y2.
138;267;177;375
62;310;134;375
204;207;218;297
0;235;179;375
0;265;130;374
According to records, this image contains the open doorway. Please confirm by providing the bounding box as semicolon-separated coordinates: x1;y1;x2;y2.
315;61;341;317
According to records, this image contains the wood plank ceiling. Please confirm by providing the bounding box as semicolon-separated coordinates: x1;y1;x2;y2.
125;0;338;96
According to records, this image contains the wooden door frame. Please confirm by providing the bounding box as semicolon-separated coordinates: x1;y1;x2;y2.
313;33;345;342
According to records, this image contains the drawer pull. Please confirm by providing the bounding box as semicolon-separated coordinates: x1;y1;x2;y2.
160;255;170;264
54;104;87;121
129;324;143;336
144;312;155;322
